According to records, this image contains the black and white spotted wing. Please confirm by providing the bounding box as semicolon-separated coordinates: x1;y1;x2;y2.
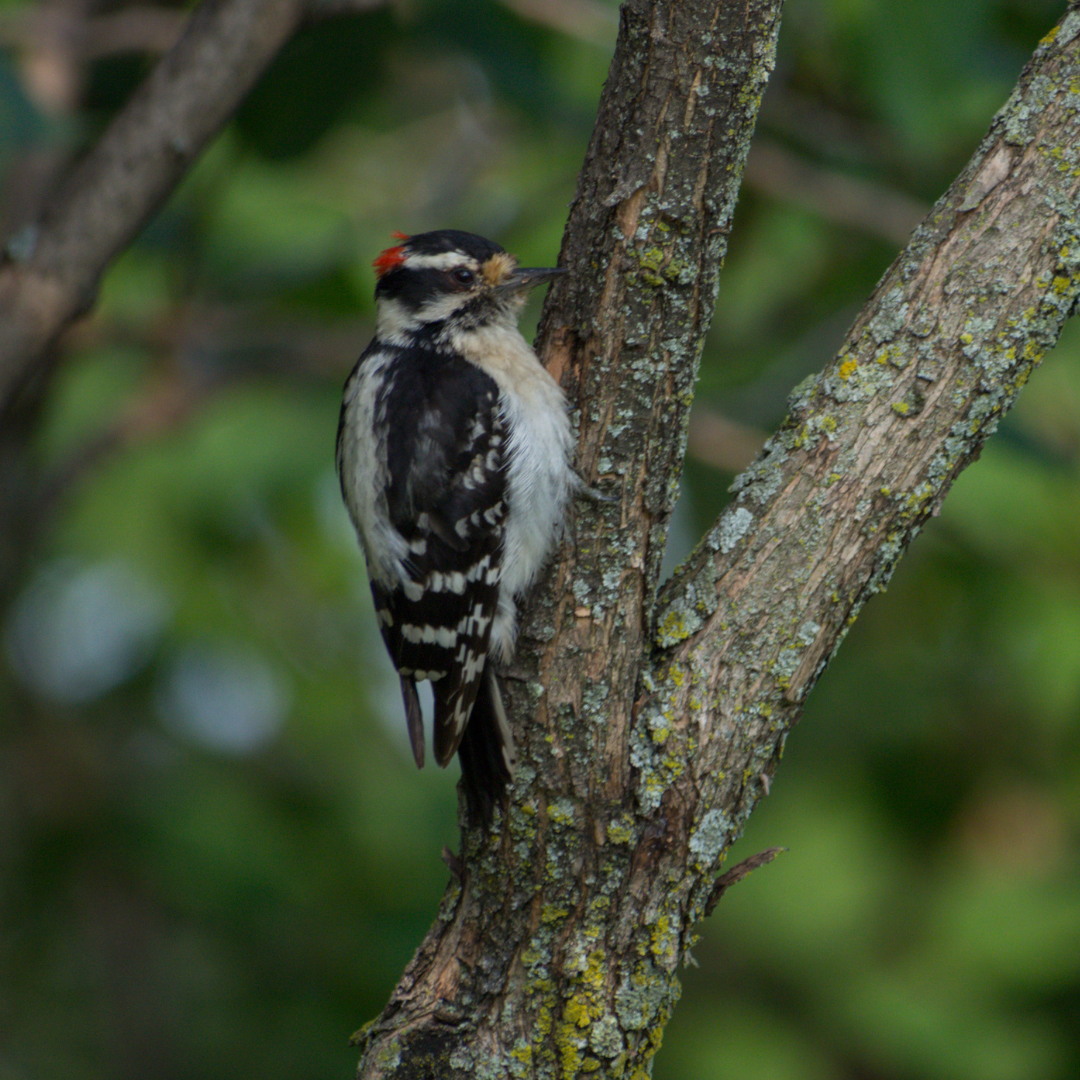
368;346;508;769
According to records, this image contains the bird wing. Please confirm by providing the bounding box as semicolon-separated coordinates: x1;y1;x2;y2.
376;350;508;765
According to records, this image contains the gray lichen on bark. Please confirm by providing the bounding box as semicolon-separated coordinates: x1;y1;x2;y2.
354;4;1080;1079
648;7;1080;882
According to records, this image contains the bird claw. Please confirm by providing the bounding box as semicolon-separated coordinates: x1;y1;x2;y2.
572;471;618;504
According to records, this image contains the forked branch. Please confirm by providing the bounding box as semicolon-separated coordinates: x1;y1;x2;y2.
356;3;1080;1078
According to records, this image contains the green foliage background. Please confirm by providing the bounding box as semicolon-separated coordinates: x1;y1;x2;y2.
2;1;1079;1078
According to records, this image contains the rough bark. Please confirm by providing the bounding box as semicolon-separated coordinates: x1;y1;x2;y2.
354;3;1080;1078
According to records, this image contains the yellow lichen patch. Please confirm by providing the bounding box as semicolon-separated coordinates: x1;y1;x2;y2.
642;774;665;798
1041;24;1059;46
661;755;684;778
373;1038;402;1071
838;357;858;381
650;916;678;967
553;953;610;1079
534;984;556;1037
657;609;689;644
639;247;664;271
542;905;570;925
482;251;517;285
563;997;591;1029
557;1033;584;1078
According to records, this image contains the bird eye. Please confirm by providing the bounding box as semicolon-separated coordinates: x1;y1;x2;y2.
451;268;475;286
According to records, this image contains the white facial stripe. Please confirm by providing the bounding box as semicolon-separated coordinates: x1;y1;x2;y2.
404;252;478;272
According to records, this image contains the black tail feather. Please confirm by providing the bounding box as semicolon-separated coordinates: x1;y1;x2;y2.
456;669;514;826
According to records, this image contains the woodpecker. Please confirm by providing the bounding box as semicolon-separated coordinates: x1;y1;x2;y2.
336;230;573;823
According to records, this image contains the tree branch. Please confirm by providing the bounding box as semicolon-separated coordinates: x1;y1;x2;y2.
0;0;384;414
643;7;1080;894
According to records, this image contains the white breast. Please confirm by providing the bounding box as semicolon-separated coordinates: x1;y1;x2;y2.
448;321;574;659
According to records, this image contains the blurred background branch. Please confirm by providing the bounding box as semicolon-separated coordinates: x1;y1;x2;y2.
0;0;387;415
744;136;929;247
499;0;618;47
0;5;188;73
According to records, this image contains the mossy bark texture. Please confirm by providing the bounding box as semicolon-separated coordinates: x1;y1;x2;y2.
356;3;1080;1078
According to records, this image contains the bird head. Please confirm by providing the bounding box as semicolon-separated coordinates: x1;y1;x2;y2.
372;230;563;343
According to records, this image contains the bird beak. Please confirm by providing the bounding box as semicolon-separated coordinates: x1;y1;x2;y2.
497;266;566;293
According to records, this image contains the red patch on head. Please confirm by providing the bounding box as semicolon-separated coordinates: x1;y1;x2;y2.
391;231;410;240
373;244;406;277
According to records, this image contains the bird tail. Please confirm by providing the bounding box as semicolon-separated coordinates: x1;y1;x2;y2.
456;666;516;825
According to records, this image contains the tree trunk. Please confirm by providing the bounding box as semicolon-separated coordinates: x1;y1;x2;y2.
353;2;1080;1077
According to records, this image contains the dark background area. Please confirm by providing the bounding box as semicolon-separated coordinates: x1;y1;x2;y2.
1;1;1078;1078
